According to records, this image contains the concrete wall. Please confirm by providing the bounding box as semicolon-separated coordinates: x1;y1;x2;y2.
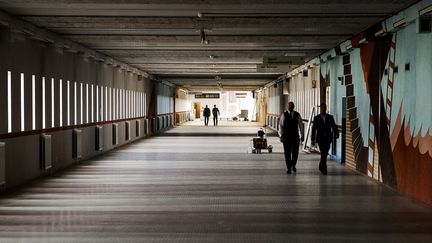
0;26;154;189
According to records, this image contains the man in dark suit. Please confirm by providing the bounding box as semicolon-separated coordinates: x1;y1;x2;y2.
203;105;210;126
278;102;304;174
212;105;220;126
311;103;339;175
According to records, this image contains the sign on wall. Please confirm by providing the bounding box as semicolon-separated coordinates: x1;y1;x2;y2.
195;93;220;99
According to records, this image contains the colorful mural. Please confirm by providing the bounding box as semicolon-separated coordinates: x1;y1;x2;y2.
321;18;432;205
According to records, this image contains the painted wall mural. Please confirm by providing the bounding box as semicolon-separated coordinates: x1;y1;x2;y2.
323;20;432;205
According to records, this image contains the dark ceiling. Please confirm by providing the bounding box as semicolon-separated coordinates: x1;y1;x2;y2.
0;0;418;90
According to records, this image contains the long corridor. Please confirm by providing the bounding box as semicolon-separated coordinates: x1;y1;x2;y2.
0;123;431;242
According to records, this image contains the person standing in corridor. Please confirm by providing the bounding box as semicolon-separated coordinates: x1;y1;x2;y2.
311;103;339;175
279;102;304;174
203;105;211;126
212;105;220;126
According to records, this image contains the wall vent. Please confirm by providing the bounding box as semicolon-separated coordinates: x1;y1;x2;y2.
125;121;131;141
41;134;52;170
0;142;5;186
112;123;118;145
95;125;103;151
73;129;82;159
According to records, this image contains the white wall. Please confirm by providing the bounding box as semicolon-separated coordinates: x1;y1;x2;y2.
190;91;256;120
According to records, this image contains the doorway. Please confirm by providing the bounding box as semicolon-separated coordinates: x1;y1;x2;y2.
194;102;201;119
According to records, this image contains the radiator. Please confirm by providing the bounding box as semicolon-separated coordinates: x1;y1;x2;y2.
95;125;103;151
112;123;118;145
73;129;82;159
41;134;52;170
144;119;149;136
0;142;5;186
125;121;131;141
136;120;141;137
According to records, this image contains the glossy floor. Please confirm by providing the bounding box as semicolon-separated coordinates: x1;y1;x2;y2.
0;123;431;242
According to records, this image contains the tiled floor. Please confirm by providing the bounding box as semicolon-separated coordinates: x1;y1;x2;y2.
0;123;431;242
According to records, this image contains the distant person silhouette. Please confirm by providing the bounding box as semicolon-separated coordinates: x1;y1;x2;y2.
203;105;210;126
212;105;220;126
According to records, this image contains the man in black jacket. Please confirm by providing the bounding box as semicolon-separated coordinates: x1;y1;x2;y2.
311;103;339;175
278;102;304;174
212;105;220;126
203;105;210;126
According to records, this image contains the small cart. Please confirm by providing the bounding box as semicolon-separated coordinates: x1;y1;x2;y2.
252;128;273;153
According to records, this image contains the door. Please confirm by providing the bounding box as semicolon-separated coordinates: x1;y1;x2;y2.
194;102;201;119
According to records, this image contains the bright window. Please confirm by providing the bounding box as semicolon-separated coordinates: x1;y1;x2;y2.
74;82;77;125
32;75;36;130
67;80;70;126
59;79;63;127
91;84;94;123
20;73;25;131
96;85;99;122
80;83;83;124
51;78;55;128
42;77;46;129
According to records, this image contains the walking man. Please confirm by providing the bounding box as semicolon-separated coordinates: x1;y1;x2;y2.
212;105;220;126
311;103;339;175
203;105;210;126
278;102;304;174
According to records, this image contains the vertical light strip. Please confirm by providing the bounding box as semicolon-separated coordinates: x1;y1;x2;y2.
124;90;127;119
144;93;147;117
67;81;70;126
32;75;36;130
109;87;111;121
132;91;135;118
126;90;129;119
96;85;99;122
7;71;12;133
80;83;83;124
42;77;46;129
20;73;25;131
86;83;89;124
74;82;77;125
59;79;63;127
120;89;123;119
91;84;94;123
105;87;109;121
100;86;104;122
134;91;136;118
51;78;55;128
112;88;115;120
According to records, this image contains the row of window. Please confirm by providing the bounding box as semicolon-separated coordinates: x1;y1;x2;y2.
5;71;147;133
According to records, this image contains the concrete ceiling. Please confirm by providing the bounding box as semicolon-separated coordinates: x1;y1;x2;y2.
0;0;418;91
